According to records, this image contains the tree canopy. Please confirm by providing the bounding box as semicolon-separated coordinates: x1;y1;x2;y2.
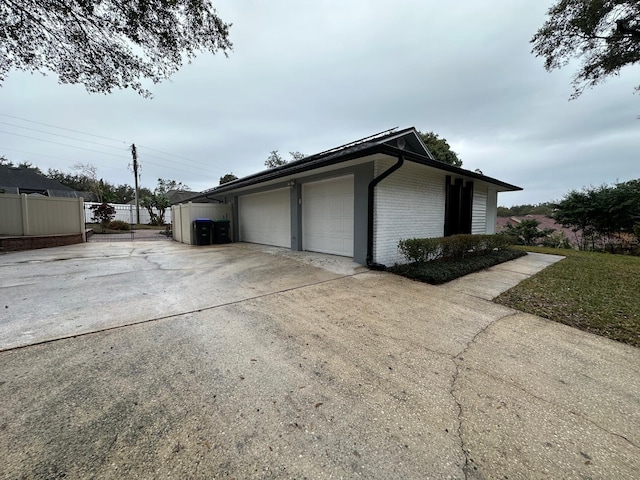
141;178;188;225
532;1;640;99
0;0;233;97
265;150;286;169
0;158;43;173
155;178;189;194
418;131;462;167
219;173;238;185
264;150;305;169
552;180;640;250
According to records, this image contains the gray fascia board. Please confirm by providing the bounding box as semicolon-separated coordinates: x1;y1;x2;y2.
376;145;523;192
187;144;387;201
187;143;521;202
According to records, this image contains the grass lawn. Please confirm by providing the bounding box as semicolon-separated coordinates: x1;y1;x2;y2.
494;246;640;348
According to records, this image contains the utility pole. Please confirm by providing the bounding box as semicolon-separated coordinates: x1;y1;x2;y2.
131;143;140;224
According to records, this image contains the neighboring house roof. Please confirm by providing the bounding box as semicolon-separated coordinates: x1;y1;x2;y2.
166;189;200;205
496;215;583;245
77;191;101;202
0;165;80;197
187;127;521;201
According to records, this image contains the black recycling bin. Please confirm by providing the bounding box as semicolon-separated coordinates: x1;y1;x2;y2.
193;218;213;245
212;219;231;244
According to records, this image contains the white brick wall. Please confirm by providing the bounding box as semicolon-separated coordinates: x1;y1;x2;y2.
472;186;487;234
373;160;446;266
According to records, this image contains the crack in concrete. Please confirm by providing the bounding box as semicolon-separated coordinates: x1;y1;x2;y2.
447;309;639;480
450;360;470;480
466;365;640;452
449;311;522;480
569;411;639;450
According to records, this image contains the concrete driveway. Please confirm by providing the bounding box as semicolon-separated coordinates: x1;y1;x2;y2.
1;242;638;479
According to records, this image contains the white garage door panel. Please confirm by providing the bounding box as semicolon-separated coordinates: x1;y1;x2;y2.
239;189;290;248
303;176;354;257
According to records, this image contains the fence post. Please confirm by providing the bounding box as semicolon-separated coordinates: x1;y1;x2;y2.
171;205;177;242
78;198;86;241
20;193;29;235
188;202;194;245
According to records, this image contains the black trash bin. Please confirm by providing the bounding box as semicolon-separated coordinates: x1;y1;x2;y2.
212;219;231;244
193;218;213;245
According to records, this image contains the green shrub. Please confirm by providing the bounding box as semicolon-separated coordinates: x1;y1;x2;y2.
398;237;441;263
107;220;131;231
440;234;478;259
90;202;116;228
486;234;515;251
390;249;527;285
398;234;514;264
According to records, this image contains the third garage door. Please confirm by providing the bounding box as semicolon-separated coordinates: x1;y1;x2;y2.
302;176;354;257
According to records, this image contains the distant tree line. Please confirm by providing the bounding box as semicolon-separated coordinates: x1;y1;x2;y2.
497;203;554;217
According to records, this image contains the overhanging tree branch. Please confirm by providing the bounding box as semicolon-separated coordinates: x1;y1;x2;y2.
532;0;640;99
0;0;232;96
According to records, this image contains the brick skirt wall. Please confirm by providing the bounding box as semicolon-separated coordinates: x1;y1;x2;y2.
0;233;85;252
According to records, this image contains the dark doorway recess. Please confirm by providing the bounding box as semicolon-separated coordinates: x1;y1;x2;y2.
444;176;473;236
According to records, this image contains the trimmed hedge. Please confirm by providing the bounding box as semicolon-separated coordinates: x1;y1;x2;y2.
390;249;527;285
398;234;514;263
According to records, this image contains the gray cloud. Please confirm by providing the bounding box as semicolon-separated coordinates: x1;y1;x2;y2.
1;0;638;206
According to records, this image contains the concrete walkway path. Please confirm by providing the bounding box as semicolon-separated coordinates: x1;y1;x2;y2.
1;245;638;479
439;251;564;299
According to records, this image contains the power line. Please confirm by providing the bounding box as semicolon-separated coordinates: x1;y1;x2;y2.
0;130;204;175
0;123;202;174
0;146;120;171
135;143;226;171
0;113;127;143
0;130;129;159
1;146;86;164
0;112;229;173
0;121;130;152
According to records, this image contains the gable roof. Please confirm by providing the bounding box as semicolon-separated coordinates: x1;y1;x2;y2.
189;127;521;200
0;165;79;197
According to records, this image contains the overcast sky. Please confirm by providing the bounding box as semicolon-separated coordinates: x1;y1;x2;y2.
2;0;639;206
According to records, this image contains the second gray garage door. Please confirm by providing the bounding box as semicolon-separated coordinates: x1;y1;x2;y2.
302;176;354;257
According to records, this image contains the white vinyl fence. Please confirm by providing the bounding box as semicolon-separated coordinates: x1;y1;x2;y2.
172;202;233;245
0;193;85;236
84;202;171;225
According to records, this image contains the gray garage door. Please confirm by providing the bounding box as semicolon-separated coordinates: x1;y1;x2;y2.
302;176;354;257
238;188;291;248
